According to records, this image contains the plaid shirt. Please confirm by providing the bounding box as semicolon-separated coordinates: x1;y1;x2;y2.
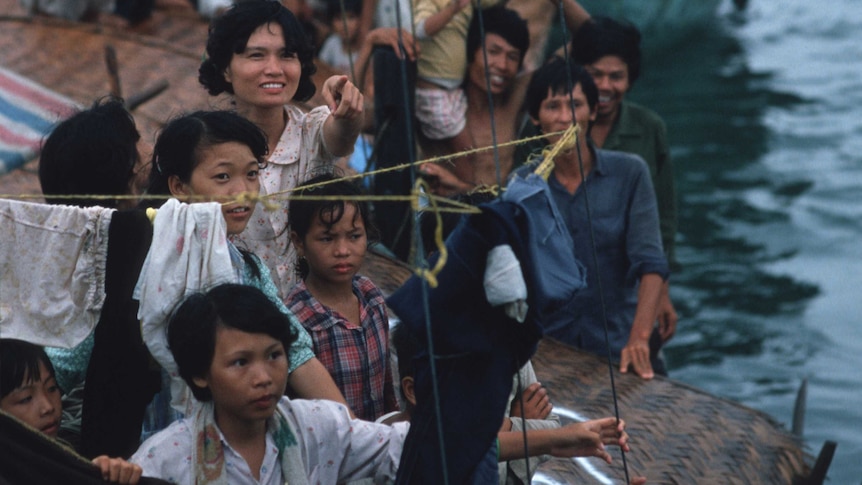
286;276;397;421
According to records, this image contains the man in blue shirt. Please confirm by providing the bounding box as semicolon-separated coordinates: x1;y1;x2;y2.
513;58;669;379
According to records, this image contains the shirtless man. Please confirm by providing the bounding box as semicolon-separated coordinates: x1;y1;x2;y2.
420;1;591;195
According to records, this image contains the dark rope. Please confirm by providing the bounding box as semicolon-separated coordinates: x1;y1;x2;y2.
393;3;450;483
513;363;530;478
557;2;631;482
472;0;530;474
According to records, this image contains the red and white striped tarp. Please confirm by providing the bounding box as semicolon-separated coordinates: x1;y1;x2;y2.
0;67;79;174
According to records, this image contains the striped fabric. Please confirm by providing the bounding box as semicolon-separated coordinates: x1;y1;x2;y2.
0;67;79;174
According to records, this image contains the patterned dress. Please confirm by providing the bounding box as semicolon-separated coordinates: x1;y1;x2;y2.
232;104;335;301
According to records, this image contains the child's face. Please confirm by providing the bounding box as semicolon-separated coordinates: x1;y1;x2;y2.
294;203;367;286
193;326;289;430
225;22;302;110
332;12;359;44
169;141;260;235
0;361;62;438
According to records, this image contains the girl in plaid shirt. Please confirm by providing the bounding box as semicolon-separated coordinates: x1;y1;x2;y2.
285;173;398;421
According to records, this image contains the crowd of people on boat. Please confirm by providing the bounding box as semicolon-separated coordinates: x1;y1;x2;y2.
1;0;678;483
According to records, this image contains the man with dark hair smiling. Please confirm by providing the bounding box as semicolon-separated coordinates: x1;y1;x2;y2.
571;16;679;354
515;15;679;359
513;57;669;379
419;1;592;195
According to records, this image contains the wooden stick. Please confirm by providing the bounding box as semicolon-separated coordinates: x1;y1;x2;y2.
104;44;122;99
124;80;169;111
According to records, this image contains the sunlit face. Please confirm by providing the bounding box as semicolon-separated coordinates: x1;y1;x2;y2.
532;83;597;145
468;33;522;95
292;203;367;287
193;327;288;432
0;361;62;438
225;22;302;110
584;55;630;121
169;141;260;235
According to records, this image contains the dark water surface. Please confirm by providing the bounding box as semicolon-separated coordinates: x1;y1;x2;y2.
582;0;861;482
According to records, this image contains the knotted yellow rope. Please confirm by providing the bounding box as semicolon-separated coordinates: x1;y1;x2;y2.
410;178;448;288
534;123;580;181
1;128;581;287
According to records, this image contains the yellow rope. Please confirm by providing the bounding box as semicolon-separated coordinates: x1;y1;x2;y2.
0;130;566;205
410;179;448;288
258;130;564;199
534;123;579;181
467;184;501;198
0;129;581;283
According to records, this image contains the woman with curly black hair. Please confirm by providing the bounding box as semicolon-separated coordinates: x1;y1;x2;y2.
199;0;366;300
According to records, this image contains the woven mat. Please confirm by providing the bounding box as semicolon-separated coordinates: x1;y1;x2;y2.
531;338;810;484
363;248;809;483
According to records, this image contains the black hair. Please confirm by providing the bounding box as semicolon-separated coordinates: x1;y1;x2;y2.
325;0;361;23
466;6;529;68
143;110;268;208
524;57;599;121
199;0;318;101
38;97;140;208
390;323;421;411
390;324;419;383
143;110;268;279
289;172;377;279
571;16;642;85
167;284;298;402
0;339;56;399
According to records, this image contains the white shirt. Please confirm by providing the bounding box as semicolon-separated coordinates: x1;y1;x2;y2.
197;0;231;18
318;34;359;74
131;398;409;485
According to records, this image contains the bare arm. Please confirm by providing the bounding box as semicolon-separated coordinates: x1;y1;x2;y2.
320;75;365;156
354;28;419;92
419;162;475;197
656;279;678;341
420;0;470;38
552;0;591;33
619;273;663;379
358;0;377;42
497;417;630;462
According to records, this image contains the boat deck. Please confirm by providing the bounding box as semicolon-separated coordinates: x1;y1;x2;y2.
531;338;808;483
0;2;812;482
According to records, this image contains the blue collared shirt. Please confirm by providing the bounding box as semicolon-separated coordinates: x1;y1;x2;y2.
514;148;669;359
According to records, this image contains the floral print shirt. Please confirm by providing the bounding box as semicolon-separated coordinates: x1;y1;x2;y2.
232;104;334;302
